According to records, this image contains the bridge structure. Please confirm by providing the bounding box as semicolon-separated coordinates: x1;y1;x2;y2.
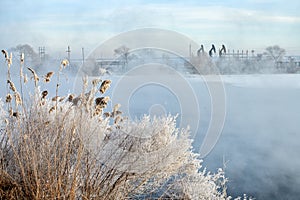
65;51;300;75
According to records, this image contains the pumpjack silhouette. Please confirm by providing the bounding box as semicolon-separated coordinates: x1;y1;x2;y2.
196;44;226;57
219;44;226;57
197;45;204;56
209;44;216;57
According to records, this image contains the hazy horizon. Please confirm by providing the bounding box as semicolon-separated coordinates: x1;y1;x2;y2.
1;0;300;58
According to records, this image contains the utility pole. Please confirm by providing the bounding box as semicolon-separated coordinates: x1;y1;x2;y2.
81;47;85;65
66;46;71;61
38;46;45;62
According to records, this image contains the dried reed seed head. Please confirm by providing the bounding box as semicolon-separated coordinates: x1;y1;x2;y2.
83;77;88;88
95;96;110;106
34;75;40;82
20;53;24;63
61;59;69;67
27;67;35;75
4;118;9;126
99;104;107;109
103;112;111;118
114;115;122;124
9;108;13;117
59;96;66;102
111;104;122;117
44;71;54;82
103;96;110;102
27;67;39;83
1;49;8;59
94;111;101;116
115;110;122;115
46;71;54;77
92;78;102;86
72;97;80;106
13;112;19;118
113;103;121;113
68;94;75;101
7;80;17;92
94;105;103;115
84;91;92;100
27;67;34;74
95;97;102;105
5;94;12;103
99;80;111;94
23;134;28;140
52;96;59;101
33;76;40;82
41;90;48;99
49;106;56;113
14;92;22;106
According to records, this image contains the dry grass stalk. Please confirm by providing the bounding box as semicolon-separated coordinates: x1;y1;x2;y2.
27;67;39;85
112;103;121;117
24;74;28;83
8;52;12;66
14;92;22;106
92;78;101;86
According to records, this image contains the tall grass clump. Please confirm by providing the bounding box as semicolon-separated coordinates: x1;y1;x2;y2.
0;50;249;199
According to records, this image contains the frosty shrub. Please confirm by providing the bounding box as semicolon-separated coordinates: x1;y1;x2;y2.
0;51;250;199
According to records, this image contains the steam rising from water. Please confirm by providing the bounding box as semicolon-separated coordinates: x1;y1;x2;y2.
1;43;300;199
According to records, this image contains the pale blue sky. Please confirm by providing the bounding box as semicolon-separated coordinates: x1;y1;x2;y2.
1;0;300;57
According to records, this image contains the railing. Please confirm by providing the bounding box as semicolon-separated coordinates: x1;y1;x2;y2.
49;53;300;74
222;49;250;59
